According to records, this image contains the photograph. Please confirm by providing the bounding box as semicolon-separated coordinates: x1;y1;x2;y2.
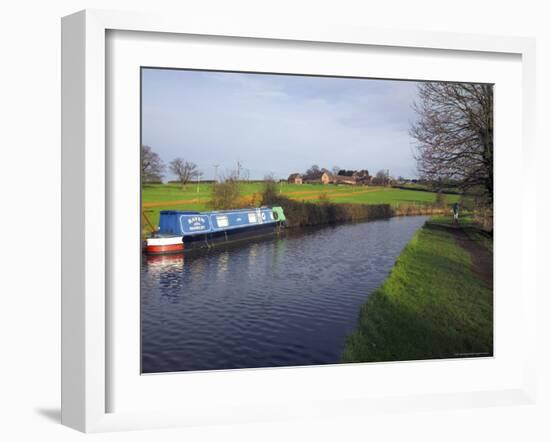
140;67;494;374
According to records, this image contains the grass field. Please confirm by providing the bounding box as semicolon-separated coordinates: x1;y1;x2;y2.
141;182;461;230
342;217;493;363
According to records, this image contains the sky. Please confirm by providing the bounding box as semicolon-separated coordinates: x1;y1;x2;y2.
141;68;421;181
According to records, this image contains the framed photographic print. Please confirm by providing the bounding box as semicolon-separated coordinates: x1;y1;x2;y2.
61;9;537;432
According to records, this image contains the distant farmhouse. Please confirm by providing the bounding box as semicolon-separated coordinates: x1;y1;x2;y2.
298;169;371;185
293;167;373;185
302;171;331;184
337;169;371;183
331;175;357;185
287;173;303;184
319;171;331;184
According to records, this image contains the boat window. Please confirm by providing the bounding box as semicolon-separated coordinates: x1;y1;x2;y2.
248;213;257;223
216;215;229;227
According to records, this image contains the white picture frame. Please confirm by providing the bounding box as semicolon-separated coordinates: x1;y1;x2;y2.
61;9;537;433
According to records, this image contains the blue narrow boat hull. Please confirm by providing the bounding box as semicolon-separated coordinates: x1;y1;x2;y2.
144;207;286;254
180;222;279;251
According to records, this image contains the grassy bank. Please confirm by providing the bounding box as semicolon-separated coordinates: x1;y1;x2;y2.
342;218;493;363
142;182;459;233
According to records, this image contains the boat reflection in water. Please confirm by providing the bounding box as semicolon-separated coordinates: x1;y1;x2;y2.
143;252;185;267
141;234;284;304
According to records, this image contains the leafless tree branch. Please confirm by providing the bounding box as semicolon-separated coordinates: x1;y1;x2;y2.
410;82;493;204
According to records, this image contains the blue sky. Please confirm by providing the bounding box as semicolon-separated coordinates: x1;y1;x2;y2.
141;68;421;180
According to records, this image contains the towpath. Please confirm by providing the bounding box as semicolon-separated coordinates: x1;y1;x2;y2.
427;221;493;288
453;227;493;289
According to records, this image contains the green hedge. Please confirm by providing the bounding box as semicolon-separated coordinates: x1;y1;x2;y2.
263;194;392;228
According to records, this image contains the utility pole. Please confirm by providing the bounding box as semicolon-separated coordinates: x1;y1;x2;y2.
237;161;242;180
213;164;219;182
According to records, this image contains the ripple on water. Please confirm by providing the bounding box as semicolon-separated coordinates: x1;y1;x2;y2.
141;216;429;373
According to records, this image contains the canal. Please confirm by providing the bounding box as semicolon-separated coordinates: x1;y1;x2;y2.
141;215;429;373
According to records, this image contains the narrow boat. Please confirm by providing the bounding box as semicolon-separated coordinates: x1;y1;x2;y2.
143;206;287;255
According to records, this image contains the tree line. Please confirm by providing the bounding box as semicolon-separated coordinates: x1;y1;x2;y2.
141;145;201;189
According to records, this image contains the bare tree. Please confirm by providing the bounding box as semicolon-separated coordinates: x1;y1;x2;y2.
331;165;341;176
303;164;321;180
371;169;388;186
141;144;165;184
410;82;493;204
209;170;242;210
169;157;199;190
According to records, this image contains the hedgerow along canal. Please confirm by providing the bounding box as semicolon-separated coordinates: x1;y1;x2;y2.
141;215;429;373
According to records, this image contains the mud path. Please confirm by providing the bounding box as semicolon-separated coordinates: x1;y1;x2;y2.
427;222;493;289
453;227;493;289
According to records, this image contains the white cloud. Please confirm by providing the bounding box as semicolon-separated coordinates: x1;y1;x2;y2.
142;69;422;179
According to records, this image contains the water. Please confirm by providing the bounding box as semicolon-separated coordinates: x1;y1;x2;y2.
141;216;429;373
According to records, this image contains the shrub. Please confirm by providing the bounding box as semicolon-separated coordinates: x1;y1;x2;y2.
208;171;242;210
261;184;392;227
261;176;279;205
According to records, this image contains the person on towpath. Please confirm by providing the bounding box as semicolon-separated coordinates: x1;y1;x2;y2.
452;202;460;224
